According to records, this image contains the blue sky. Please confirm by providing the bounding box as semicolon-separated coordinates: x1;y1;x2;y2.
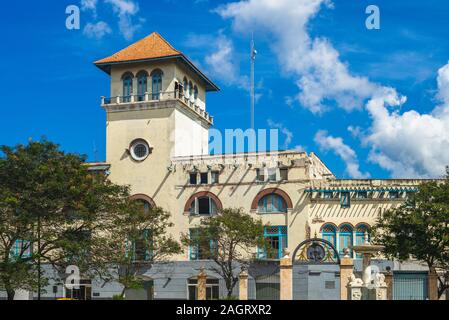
1;0;449;179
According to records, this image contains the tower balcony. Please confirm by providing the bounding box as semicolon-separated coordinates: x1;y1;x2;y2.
100;91;214;125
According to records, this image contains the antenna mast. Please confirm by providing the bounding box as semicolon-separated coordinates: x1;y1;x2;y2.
93;141;98;162
250;33;257;130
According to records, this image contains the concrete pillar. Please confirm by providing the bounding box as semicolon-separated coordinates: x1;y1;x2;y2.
384;272;393;300
280;256;293;300
340;256;354;300
239;270;249;301
197;268;207;301
428;271;439;300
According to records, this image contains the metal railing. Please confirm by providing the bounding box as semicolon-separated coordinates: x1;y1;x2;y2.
101;91;213;123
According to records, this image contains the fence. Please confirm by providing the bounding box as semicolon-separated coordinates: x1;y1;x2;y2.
393;272;428;300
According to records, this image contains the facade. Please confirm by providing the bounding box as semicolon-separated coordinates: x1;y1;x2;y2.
2;32;433;300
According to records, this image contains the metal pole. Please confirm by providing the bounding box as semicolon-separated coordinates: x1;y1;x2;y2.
250;34;256;130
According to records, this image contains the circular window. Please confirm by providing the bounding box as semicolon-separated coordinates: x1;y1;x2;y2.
130;139;151;162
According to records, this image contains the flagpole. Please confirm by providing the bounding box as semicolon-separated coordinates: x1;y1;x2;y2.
250;33;256;130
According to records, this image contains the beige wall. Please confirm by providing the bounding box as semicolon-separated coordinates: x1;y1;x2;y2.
103;59;422;263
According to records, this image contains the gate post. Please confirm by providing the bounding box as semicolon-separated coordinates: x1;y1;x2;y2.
197;268;207;300
340;253;354;300
384;271;393;300
280;255;293;300
428;270;439;300
239;269;249;300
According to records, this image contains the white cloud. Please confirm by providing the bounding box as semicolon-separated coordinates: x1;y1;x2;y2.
216;0;384;114
81;0;98;13
217;0;449;178
314;130;370;179
201;32;249;89
361;64;449;178
294;145;307;153
267;119;293;150
104;0;141;40
83;21;112;40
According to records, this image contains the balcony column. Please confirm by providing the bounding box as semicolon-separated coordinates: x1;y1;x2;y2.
101;96;105;105
116;96;120;104
144;92;149;102
130;95;135;103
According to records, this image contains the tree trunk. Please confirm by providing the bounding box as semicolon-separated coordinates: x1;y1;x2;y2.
4;282;15;300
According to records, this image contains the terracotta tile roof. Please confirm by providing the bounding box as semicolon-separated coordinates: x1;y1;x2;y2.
94;32;181;65
94;32;220;92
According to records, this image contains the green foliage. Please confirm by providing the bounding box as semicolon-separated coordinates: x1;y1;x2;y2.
0;139;180;300
104;202;182;297
181;208;268;298
372;170;449;297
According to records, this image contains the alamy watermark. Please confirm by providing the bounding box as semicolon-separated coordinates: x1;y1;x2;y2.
366;5;381;30
65;265;81;290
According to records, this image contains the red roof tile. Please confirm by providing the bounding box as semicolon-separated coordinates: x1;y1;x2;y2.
94;32;181;65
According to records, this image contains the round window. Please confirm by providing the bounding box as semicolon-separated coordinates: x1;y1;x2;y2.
130;139;151;161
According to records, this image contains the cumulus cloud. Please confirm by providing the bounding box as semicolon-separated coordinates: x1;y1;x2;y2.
361;63;449;178
81;0;98;12
315;130;370;179
104;0;141;40
217;0;449;178
83;21;112;40
216;0;386;114
204;33;249;89
267;119;293;150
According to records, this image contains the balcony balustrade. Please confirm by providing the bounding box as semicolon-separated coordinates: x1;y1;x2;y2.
100;90;213;124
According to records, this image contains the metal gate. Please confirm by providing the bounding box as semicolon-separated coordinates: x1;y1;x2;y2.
292;238;341;300
255;274;280;300
393;272;428;300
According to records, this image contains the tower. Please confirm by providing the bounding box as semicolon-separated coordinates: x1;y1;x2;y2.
94;32;219;191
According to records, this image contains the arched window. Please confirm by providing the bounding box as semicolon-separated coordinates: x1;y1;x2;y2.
136;71;148;101
183;77;189;100
257;194;287;213
321;224;337;248
185;192;222;216
193;85;198;102
189;81;194;102
135;199;153;214
127;195;156;262
355;224;370;258
122;73;133;103
151;69;163;100
190;196;218;216
130;194;156;209
251;188;293;212
339;224;353;257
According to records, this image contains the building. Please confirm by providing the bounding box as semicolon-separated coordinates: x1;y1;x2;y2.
3;32;434;300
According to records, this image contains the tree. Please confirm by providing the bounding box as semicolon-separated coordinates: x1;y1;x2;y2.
372;168;449;298
104;201;181;298
0;140;135;299
182;208;267;298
